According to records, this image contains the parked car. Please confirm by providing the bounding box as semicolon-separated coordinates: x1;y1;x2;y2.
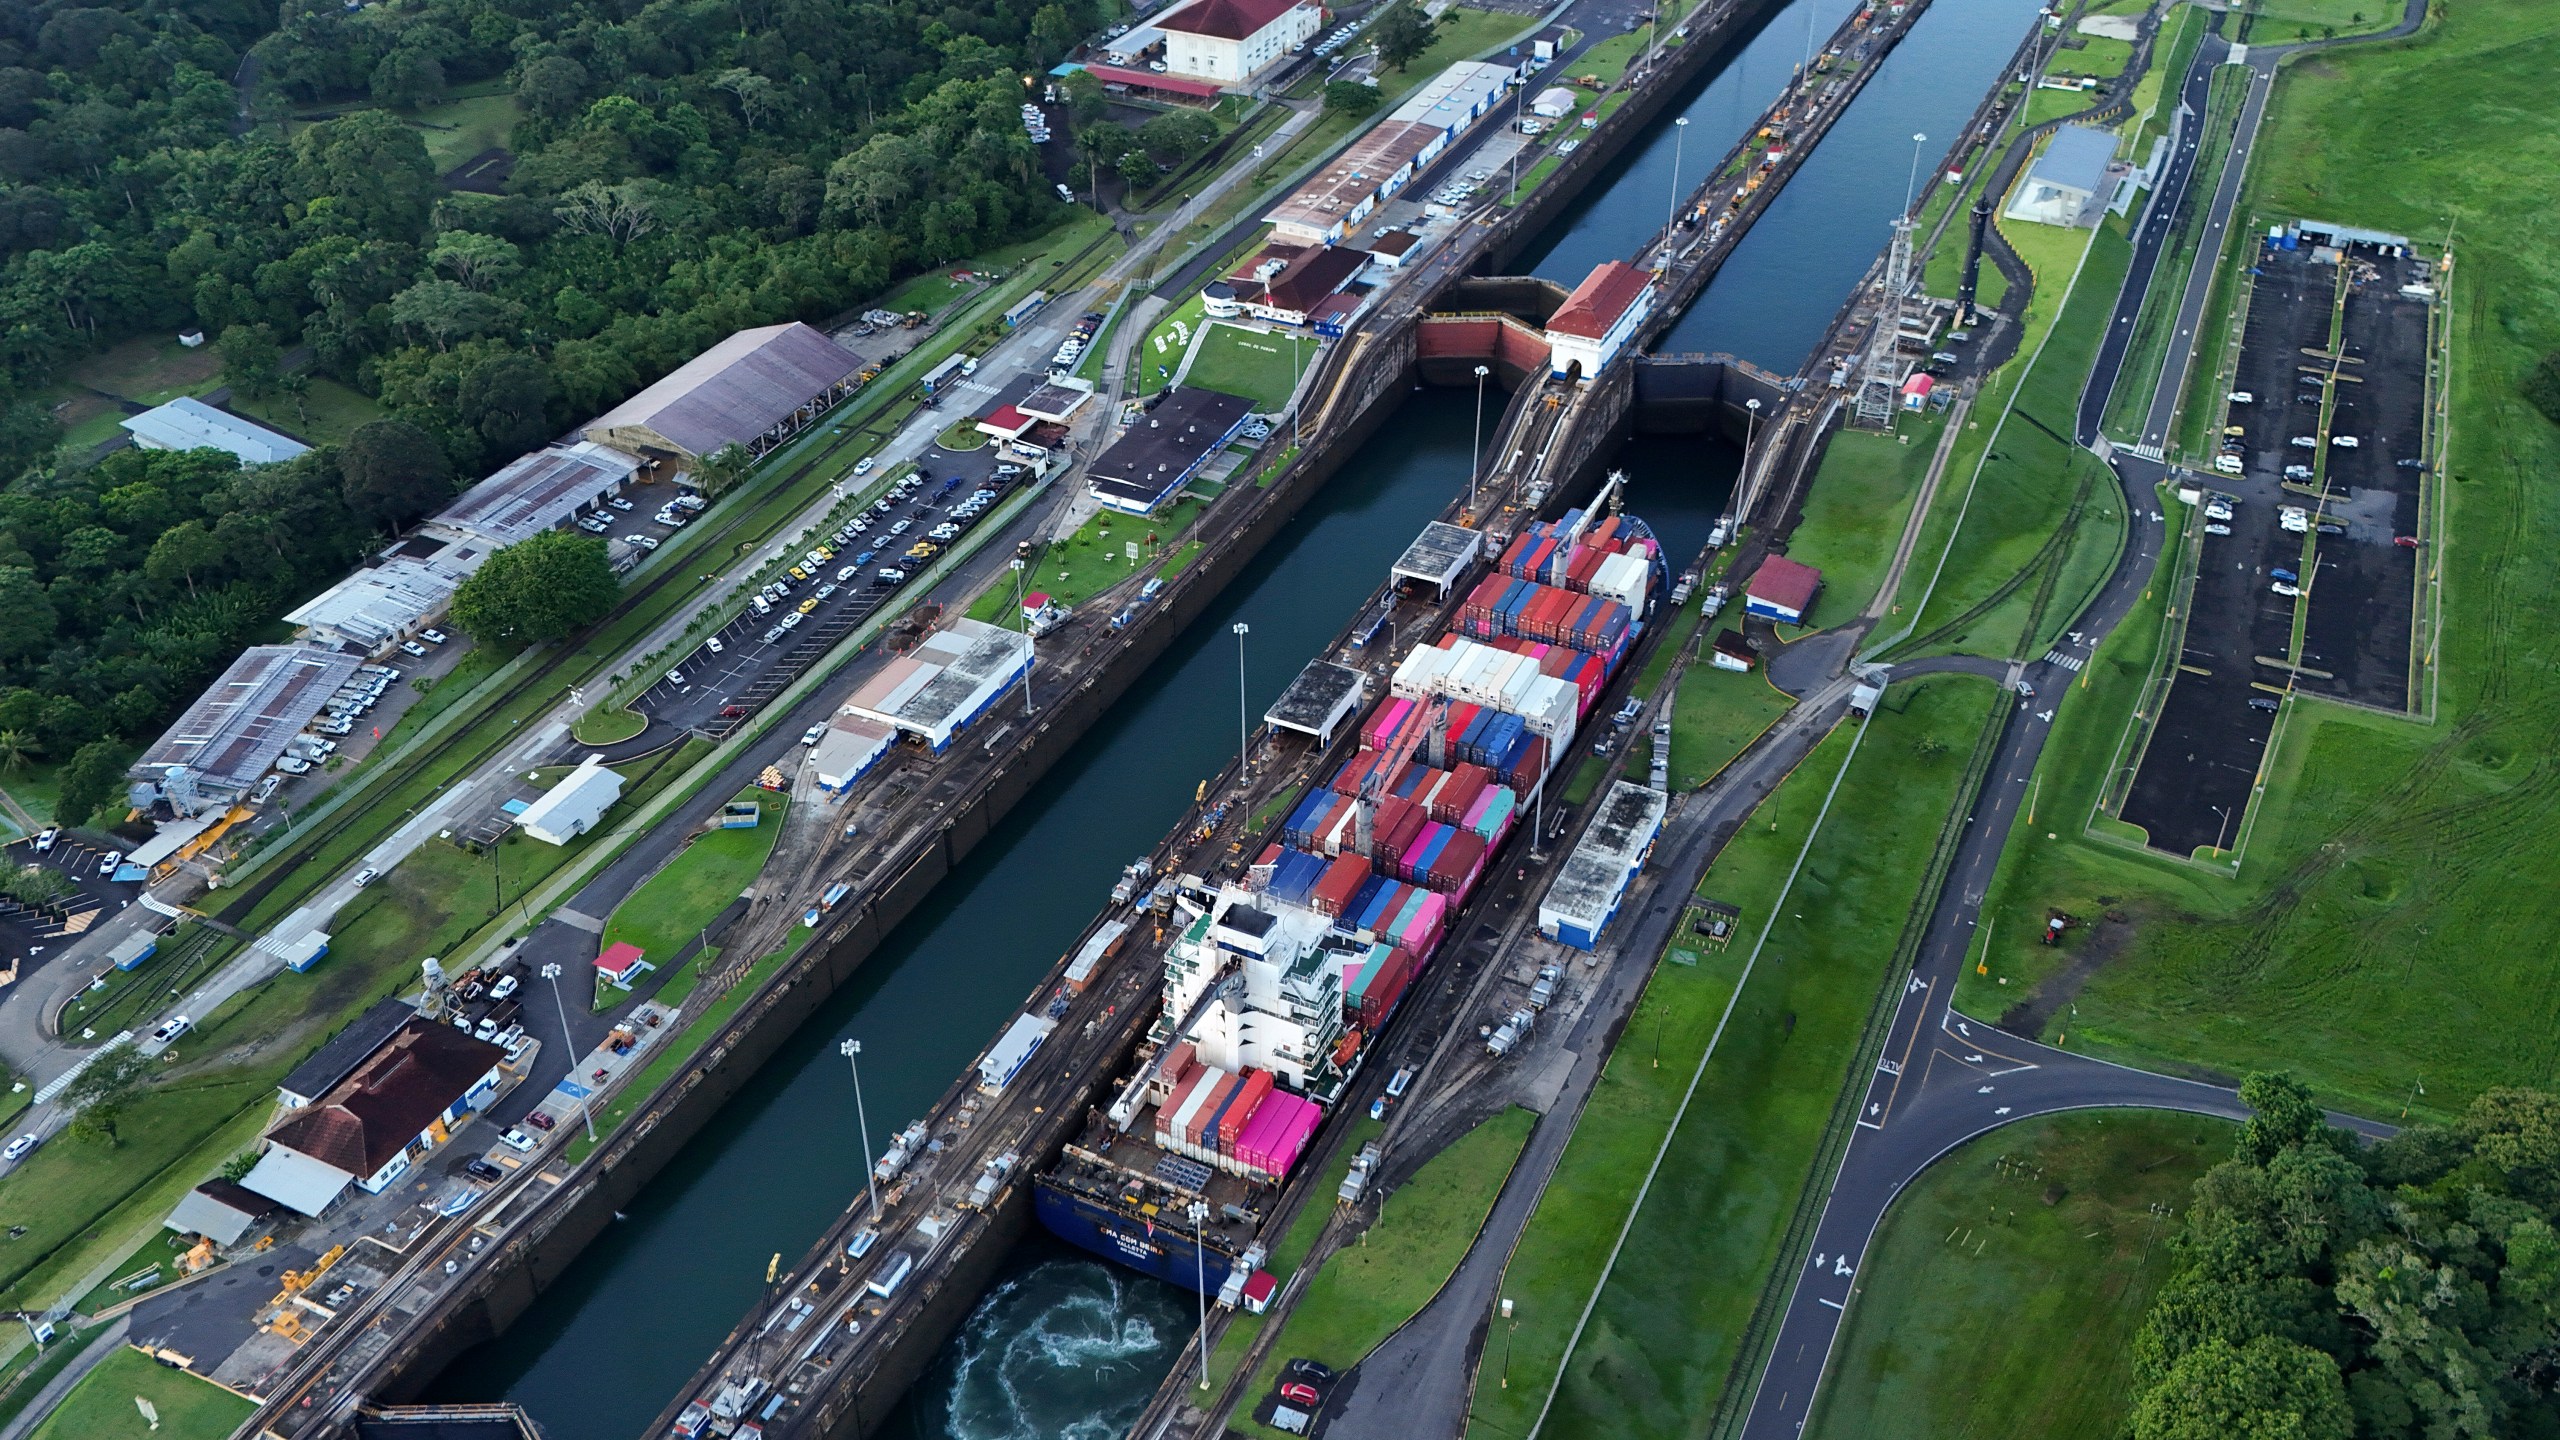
500;1129;539;1153
96;850;122;876
2271;581;2302;597
1280;1382;1321;1406
489;974;520;1002
2248;695;2280;712
2204;523;2231;536
2331;435;2359;448
706;636;724;654
32;827;55;851
802;724;826;746
151;1015;191;1043
400;640;428;656
465;1158;505;1181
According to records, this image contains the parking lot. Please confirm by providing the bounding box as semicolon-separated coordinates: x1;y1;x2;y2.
2119;228;2435;857
634;438;1032;735
0;832;142;975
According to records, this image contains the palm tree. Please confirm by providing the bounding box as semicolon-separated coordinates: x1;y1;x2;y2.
0;730;32;775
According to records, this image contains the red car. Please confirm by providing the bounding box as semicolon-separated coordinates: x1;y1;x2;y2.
1279;1381;1320;1407
524;1111;556;1131
721;705;747;718
2393;535;2421;549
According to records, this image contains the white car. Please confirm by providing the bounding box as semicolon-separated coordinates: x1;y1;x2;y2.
32;827;55;851
837;565;859;583
400;640;428;656
627;534;659;550
500;1129;539;1153
781;611;804;630
96;850;122;876
2271;581;2302;597
353;866;378;887
489;974;520;1002
802;724;826;746
854;458;875;476
151;1015;191;1044
419;629;447;644
706;636;724;654
2331;435;2359;448
607;496;633;510
2;1133;35;1162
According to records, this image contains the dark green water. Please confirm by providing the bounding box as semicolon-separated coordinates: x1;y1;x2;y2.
430;0;2035;1430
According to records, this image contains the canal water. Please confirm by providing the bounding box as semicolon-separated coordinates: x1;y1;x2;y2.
431;0;2033;1431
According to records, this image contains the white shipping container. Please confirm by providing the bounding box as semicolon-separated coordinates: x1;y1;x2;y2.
1495;655;1541;712
1592;551;1650;611
1392;644;1456;700
1520;674;1579;743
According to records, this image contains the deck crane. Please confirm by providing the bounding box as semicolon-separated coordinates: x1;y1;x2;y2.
1354;692;1450;856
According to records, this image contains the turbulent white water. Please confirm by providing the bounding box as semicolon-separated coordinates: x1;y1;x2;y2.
904;1256;1192;1440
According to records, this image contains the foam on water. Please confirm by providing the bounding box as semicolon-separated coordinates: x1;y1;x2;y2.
903;1256;1190;1440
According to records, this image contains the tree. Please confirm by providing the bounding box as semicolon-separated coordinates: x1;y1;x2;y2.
515;55;591;121
0;729;30;773
1117;148;1160;190
0;567;57;663
340;418;454;527
428;231;523;291
1138;111;1219;165
217;323;284;400
1326;79;1382;115
2465;1086;2560;1206
63;1043;155;1148
450;529;619;647
456;353;556;460
2133;1336;2352;1440
1369;1;1448;72
1060;69;1108;127
370;47;447;109
693;444;754;499
54;737;130;831
144;521;226;598
389;278;522;350
2237;1071;2338;1165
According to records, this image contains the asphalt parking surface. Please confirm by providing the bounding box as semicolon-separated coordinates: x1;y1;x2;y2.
2293;244;2430;710
0;834;143;973
634;439;1023;735
2120;235;2436;855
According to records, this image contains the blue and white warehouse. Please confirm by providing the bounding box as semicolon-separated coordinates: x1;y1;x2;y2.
1538;780;1668;950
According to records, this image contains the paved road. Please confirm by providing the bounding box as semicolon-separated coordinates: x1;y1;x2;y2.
1733;5;2435;1433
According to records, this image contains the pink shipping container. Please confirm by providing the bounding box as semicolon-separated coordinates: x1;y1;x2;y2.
1235;1092;1324;1179
1363;698;1414;751
1395;891;1449;960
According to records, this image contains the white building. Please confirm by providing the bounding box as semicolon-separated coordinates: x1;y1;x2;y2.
839;618;1033;752
1163;888;1353;1091
121;397;310;466
1538;781;1667;951
1159;0;1322;84
514;755;624;845
1544;260;1656;381
2004;125;2118;229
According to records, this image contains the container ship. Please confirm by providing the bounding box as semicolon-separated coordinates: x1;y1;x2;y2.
1032;503;1664;1296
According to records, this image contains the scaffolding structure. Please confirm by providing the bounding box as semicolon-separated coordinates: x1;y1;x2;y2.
1854;215;1916;425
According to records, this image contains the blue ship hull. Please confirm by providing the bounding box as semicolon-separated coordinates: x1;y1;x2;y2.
1033;1178;1244;1296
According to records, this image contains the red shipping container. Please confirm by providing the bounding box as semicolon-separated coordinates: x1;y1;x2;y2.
1311;854;1370;916
1163;1040;1198;1086
1187;1073;1239;1149
1527;586;1574;643
1370;796;1424;866
1507;734;1551;791
1464;573;1508;624
1568;547;1606;593
1221;1070;1274;1146
1497;533;1534;576
1358;946;1414;1028
1445;763;1490;820
1424;830;1485;893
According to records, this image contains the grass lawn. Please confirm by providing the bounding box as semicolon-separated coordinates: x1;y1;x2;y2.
29;1344;253;1440
1;761;64;828
2064;34;2136;79
600;789;788;964
1503;153;1565;207
934;416;990;450
73;1230;200;1317
404;91;522;173
571;706;647;745
1784;409;1948;627
1133;292;1212;396
1203;1115;1387;1388
1891;219;2129;662
0;1325;103;1436
1181;324;1314;411
1667;663;1794;791
968;499;1210;621
226;377;385;448
1805;1111;2230;1440
2244;0;2404;41
1949;0;2560;1123
1228;1107;1537;1437
2024;85;2103;129
0;1079;271;1307
66;337;221;406
1376;9;1545;105
1469;675;2002;1440
1567;31;1650;88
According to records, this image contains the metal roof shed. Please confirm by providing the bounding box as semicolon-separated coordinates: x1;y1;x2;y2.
131;645;364;803
515;756;624;845
237;1145;352;1218
1538;781;1667;950
1391;521;1480;598
121;397;310;466
583;322;864;462
434;442;639;548
978;1013;1059;1092
1264;660;1365;745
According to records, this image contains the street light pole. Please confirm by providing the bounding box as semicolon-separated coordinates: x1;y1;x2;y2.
2210;805;2232;855
1470;364;1492;507
539;962;596;1142
1666;116;1691;241
1190;1200;1211;1388
840;1038;880;1222
1231;622;1250;776
1903;131;1929;219
1011;558;1034;717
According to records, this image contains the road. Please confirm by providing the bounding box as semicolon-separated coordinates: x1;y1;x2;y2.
1731;5;2434;1434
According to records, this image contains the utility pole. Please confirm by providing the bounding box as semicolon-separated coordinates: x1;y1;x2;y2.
1666;116;1691;241
1190;1200;1212;1388
840;1038;880;1222
1231;622;1251;776
1471;364;1492;507
539;962;596;1142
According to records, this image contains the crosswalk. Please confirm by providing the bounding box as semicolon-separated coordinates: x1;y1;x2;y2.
2125;442;2167;461
2042;649;2086;672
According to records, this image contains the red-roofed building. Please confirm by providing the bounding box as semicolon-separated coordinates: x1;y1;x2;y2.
1544;260;1657;382
595;941;652;989
250;1020;507;1209
977;404;1034;441
1744;555;1823;625
1081;62;1224;101
1159;0;1321;82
